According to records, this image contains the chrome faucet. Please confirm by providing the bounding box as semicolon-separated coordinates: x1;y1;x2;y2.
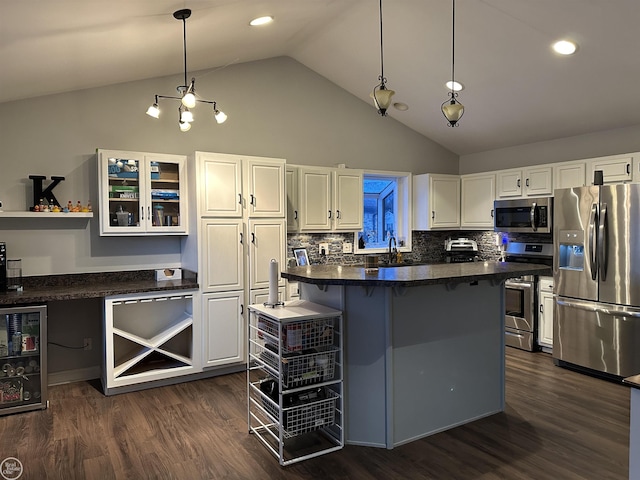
388;236;398;264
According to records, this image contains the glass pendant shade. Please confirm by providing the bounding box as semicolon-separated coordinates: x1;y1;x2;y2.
179;121;191;132
441;97;464;126
214;110;228;124
180;109;194;123
181;92;196;108
371;86;395;115
146;103;160;118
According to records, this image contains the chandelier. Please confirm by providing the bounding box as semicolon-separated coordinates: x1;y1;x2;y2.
146;9;227;132
370;0;395;116
441;0;464;126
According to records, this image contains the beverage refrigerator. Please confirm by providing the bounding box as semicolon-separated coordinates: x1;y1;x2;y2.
0;305;47;415
554;184;640;379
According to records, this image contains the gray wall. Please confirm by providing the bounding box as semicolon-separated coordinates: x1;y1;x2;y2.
459;123;640;174
0;56;456;278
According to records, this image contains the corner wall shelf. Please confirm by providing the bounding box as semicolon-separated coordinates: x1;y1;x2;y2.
0;212;93;218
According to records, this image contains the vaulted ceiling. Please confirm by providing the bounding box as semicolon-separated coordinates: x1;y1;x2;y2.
2;0;639;156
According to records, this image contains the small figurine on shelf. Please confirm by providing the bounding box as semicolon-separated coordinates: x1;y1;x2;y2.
42;201;50;213
71;201;81;212
86;201;92;213
34;198;44;212
81;201;91;213
63;200;71;213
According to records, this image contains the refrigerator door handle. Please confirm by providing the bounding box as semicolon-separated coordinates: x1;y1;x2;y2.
598;203;608;281
557;298;640;318
530;202;537;231
588;203;598;280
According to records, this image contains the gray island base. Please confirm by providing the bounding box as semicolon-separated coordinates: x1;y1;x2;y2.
282;262;551;449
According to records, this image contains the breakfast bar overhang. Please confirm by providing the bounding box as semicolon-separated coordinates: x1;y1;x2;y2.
282;262;551;449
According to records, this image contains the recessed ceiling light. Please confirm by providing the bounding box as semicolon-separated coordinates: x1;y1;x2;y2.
553;40;577;55
393;102;409;111
445;81;464;91
250;16;273;26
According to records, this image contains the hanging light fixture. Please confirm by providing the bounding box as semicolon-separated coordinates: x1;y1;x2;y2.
370;0;395;116
146;9;227;131
441;0;464;127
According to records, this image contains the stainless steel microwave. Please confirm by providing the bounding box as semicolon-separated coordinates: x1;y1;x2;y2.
494;197;553;233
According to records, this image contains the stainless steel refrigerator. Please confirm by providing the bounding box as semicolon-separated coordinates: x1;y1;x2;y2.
554;183;640;379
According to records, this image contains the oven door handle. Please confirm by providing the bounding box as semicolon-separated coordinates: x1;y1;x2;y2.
505;281;533;289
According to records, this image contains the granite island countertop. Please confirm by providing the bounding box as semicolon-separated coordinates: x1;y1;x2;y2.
282;261;552;288
0;270;198;306
624;374;640;389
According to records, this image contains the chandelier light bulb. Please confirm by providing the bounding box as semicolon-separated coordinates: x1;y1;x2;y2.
214;110;228;124
182;92;196;108
146;103;160;118
180;108;194;123
179;121;191;132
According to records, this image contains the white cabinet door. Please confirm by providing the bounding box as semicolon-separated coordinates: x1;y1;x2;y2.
246;159;285;218
589;154;633;184
299;167;332;231
202;291;244;367
496;169;522;198
413;174;460;230
201;219;244;293
286;166;299;231
199;153;243;217
538;277;554;349
99;150;188;236
460;173;495;229
249;287;286;305
334;169;363;231
554;162;586;190
248;219;286;290
523;166;553;196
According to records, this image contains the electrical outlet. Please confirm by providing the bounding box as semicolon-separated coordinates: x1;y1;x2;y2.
84;337;92;351
319;242;329;255
343;242;353;253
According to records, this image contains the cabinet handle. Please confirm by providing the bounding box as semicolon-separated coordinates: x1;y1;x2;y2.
517;179;521;188
432;211;435;220
336;210;341;219
491;209;494;218
240;304;244;315
141;206;144;222
526;178;530;187
251;233;255;244
294;210;298;220
239;232;243;244
328;210;332;219
540;305;543;313
238;193;242;205
250;194;255;206
627;163;631;175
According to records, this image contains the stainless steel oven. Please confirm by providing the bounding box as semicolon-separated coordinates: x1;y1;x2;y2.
503;242;554;351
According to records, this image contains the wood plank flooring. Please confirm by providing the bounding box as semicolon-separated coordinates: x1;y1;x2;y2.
0;349;630;479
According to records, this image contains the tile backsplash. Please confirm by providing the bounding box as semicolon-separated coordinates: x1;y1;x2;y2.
286;230;551;266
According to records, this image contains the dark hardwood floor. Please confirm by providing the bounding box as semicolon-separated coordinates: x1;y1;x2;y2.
0;349;630;479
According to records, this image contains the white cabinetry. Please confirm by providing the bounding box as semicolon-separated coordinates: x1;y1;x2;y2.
297;166;363;232
286;166;299;231
460;173;496;229
553;161;587;190
182;151;286;370
589;153;634;184
98;149;188;236
413;174;460;230
248;300;344;465
496;166;552;198
103;291;198;394
538;277;554;352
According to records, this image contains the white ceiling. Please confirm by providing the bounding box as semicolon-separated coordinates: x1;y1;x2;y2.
2;0;640;156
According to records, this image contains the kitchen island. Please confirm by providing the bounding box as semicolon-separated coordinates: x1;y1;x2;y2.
282;261;551;449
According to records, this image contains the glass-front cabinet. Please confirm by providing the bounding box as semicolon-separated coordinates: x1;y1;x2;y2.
0;305;47;416
97;149;188;236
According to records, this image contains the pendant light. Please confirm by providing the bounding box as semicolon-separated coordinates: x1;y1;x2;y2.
441;0;464;127
146;9;227;132
370;0;395;116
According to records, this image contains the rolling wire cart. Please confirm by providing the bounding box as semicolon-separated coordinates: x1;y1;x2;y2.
247;300;344;466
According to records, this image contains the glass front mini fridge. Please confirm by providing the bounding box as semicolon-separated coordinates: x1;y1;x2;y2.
0;305;47;415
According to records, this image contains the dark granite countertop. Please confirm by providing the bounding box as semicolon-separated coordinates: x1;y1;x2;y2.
623;374;640;389
282;261;552;287
0;270;198;306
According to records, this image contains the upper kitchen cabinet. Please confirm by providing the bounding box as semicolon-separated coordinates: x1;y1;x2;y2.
460;173;496;229
588;153;635;184
198;152;285;218
496;166;553;198
98;149;188;236
553;161;587;191
297;166;363;232
413;174;460;230
286;166;299;231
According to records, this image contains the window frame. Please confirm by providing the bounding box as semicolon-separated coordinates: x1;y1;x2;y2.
354;169;412;255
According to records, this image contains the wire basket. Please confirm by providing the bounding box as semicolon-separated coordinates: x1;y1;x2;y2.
257;315;335;353
260;345;338;388
259;384;338;437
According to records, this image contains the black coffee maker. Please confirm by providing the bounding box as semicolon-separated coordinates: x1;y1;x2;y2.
0;243;6;291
